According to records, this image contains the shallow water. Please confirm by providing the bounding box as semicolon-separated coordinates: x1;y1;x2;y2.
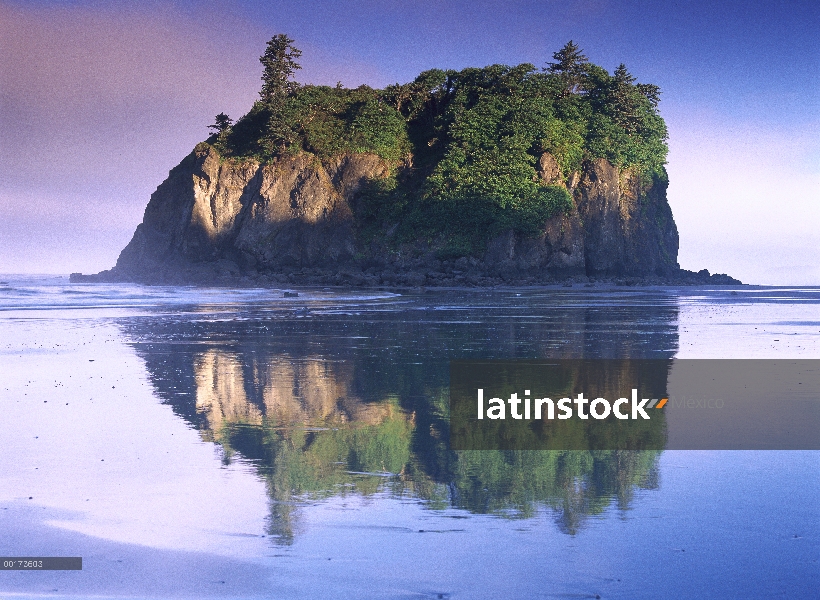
1;276;818;598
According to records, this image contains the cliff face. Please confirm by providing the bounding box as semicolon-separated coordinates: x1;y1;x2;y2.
98;145;680;285
481;155;678;280
111;146;378;282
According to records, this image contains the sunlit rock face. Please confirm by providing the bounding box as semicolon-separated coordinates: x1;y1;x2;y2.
184;149;257;260
106;146;387;282
575;158;679;278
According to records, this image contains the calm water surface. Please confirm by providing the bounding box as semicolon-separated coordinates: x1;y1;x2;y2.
1;276;818;599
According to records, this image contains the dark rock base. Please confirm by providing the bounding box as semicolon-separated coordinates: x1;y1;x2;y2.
70;264;741;288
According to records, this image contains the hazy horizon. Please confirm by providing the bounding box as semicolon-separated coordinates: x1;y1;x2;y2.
1;0;818;284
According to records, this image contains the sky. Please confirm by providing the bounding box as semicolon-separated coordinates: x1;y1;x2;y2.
1;0;818;284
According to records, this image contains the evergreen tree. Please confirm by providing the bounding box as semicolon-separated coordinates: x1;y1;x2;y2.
208;112;233;136
546;41;589;94
259;34;302;105
636;82;661;108
259;34;302;154
609;64;642;132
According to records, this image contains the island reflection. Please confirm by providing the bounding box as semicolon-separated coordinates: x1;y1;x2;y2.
121;289;678;542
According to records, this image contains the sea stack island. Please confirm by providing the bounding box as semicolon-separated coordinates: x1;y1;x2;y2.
73;38;739;287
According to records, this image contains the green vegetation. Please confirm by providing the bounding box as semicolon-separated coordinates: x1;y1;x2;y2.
209;37;668;257
221;82;411;162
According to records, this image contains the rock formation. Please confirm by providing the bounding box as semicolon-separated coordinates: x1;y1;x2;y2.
74;144;738;286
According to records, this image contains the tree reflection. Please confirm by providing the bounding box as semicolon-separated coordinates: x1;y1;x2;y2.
122;289;678;543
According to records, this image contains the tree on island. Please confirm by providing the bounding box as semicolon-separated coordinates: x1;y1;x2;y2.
259;34;303;153
260;34;302;104
207;112;234;154
205;34;667;220
546;40;590;95
606;64;662;133
208;112;234;136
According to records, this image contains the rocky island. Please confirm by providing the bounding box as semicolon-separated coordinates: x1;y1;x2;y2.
73;38;739;287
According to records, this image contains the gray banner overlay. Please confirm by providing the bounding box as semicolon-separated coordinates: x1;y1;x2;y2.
449;360;820;450
1;557;83;570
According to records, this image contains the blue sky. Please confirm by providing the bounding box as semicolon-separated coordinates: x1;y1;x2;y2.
1;0;818;282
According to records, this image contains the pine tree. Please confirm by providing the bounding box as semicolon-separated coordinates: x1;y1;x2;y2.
610;64;641;132
636;83;661;109
208;113;233;136
259;34;302;155
546;41;589;95
259;34;302;106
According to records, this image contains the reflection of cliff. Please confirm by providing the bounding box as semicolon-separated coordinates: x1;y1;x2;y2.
193;350;392;434
195;350;261;429
123;290;678;542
